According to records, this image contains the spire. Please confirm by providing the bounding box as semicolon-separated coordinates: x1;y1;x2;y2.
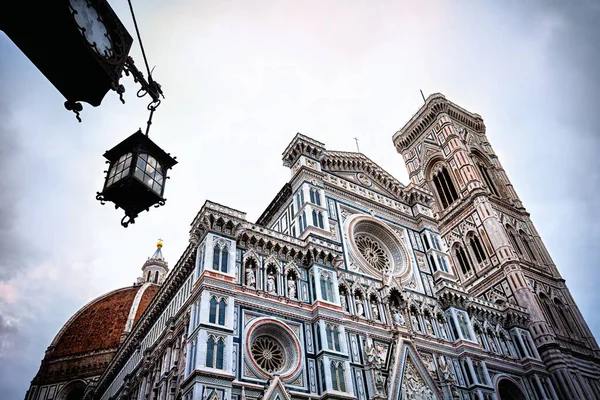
139;239;169;285
150;238;164;260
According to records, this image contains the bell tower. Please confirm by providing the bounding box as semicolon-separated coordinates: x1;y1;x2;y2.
393;94;600;399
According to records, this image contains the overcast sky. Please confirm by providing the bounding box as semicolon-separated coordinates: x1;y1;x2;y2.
1;0;599;398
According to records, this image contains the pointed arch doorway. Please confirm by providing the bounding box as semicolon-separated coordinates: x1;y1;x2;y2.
497;378;527;400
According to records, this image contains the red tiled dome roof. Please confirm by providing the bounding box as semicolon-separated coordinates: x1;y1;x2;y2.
50;284;159;359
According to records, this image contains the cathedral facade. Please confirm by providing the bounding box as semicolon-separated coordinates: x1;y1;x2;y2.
27;94;600;400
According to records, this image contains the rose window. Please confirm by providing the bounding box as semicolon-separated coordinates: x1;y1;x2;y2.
355;234;391;272
250;336;284;373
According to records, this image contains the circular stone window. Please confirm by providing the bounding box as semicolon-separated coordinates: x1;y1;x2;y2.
348;216;410;278
246;319;302;379
355;234;391;272
251;336;284;372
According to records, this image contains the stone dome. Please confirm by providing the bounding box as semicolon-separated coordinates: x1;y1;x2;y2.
32;284;159;387
51;284;159;358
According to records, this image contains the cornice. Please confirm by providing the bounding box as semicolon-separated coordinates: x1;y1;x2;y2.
93;242;196;399
393;93;486;152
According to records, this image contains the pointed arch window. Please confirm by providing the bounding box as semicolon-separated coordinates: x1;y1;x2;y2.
432;166;459;209
206;336;225;369
310;189;315;204
154;271;159;283
478;163;499;197
209;297;217;323
469;235;487;263
315;190;321;206
312;209;318;226
221;247;228;273
318;212;324;229
218;299;226;325
507;227;523;256
437;254;450;273
330;361;346;392
455;245;473;275
519;230;537;262
209;296;227;325
325;324;341;351
147;271;151;282
319;273;334;302
212;244;229;273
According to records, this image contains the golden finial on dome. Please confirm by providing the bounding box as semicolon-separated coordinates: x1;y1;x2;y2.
157;238;163;248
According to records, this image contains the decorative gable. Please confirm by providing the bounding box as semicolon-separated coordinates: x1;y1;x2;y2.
263;376;292;400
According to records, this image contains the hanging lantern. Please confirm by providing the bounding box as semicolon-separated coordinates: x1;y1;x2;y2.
96;129;177;227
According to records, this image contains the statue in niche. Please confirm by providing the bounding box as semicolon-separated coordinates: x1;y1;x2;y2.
340;294;348;312
355;298;365;317
287;276;296;299
425;318;434;336
457;312;472;340
245;265;256;288
267;272;277;294
371;301;380;321
411;313;420;331
393;309;406;327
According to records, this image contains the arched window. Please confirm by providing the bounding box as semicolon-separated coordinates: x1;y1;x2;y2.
469;234;487;263
209;297;217;324
312;209;318;226
310;189;315;203
206;336;215;367
216;338;225;369
298;214;304;232
519;231;537;262
206;336;225;369
429;254;437;272
539;293;558;329
455;245;473;275
147;271;151;282
220;247;228;273
218;299;226;325
333;327;341;351
331;362;346;392
432;166;459;208
320;274;333;302
315;190;321;206
437;254;449;273
213;245;220;270
478;163;499;197
462;360;473;385
554;298;577;336
506;227;523;256
154;271;159;283
338;363;346;392
318;212;324;229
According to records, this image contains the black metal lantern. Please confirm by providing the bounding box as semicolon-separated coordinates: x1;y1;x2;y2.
0;0;133;117
96;129;177;227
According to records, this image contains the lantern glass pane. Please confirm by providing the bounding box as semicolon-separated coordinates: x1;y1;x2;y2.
106;153;133;188
134;153;164;195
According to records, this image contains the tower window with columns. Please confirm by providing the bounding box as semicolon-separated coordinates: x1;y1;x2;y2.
431;165;459;208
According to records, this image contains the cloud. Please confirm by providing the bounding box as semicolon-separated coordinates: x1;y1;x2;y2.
0;0;599;398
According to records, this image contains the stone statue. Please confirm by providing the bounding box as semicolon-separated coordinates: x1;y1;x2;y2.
267;272;277;294
340;294;348;312
425;318;434;336
411;314;420;331
371;302;380;321
393;310;406;327
246;266;255;288
364;342;376;366
457;312;471;340
287;277;296;299
356;299;365;317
